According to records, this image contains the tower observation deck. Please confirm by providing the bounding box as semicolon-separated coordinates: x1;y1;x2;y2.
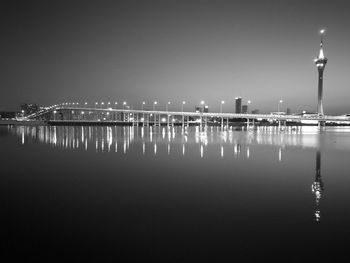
314;29;328;116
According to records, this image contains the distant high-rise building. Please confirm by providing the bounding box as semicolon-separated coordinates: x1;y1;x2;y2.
242;105;248;114
252;109;259;114
235;97;242;113
286;108;291;115
195;105;209;113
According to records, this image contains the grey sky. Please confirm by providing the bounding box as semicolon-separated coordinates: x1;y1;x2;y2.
1;0;350;114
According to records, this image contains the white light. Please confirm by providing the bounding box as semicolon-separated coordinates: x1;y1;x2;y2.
115;102;118;104
123;101;127;105
84;102;87;105
81;111;85;114
248;100;251;104
168;101;171;104
182;101;186;104
161;118;166;122
154;101;158;105
200;100;205;105
279;100;283;103
142;101;146;104
221;100;225;104
320;29;326;34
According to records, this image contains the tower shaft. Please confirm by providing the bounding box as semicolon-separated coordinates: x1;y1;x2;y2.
317;68;324;116
314;30;327;117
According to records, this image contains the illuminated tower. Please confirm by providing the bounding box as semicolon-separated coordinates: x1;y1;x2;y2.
314;29;328;116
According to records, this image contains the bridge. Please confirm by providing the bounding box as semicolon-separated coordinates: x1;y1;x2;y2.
26;104;350;127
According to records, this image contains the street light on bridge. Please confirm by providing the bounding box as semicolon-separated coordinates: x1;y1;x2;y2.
123;101;127;110
220;101;225;128
220;100;225;113
153;101;158;111
278;99;283;113
182;101;186;127
166;101;171;112
141;101;146;111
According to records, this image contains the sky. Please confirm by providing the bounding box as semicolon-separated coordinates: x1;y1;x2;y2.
1;0;350;114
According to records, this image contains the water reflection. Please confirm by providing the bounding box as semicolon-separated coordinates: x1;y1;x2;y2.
10;125;340;158
312;150;324;222
4;125;347;223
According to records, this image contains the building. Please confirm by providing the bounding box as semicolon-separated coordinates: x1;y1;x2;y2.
252;109;259;114
0;111;17;119
286;108;291;115
21;103;40;116
314;30;327;116
235;97;242;113
195;105;209;113
242;105;248;114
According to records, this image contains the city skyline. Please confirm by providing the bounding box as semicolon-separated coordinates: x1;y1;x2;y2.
1;0;350;114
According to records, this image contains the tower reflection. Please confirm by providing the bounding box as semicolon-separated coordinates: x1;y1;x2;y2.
311;150;324;222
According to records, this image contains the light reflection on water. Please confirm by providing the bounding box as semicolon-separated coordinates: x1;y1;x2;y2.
11;125;350;157
2;124;350;259
8;124;350;224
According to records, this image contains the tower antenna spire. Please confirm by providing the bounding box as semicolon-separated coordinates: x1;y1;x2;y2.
319;28;326;47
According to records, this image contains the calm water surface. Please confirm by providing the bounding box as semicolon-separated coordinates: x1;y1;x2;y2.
1;125;350;261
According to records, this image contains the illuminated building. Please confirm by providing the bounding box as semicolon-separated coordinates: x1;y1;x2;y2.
235;97;242;113
242;105;248;114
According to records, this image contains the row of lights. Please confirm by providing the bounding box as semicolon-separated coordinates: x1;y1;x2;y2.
58;99;284;113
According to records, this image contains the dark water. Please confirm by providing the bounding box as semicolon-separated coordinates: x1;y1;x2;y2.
1;125;350;261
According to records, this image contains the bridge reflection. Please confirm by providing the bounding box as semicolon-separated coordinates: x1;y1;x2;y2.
12;125;330;158
8;125;328;222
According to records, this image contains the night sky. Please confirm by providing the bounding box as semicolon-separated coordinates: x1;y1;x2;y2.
1;0;350;114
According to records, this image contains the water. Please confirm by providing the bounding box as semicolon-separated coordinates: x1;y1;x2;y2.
1;125;350;261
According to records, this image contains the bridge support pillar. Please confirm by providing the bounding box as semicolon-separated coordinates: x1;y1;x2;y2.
318;120;326;128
